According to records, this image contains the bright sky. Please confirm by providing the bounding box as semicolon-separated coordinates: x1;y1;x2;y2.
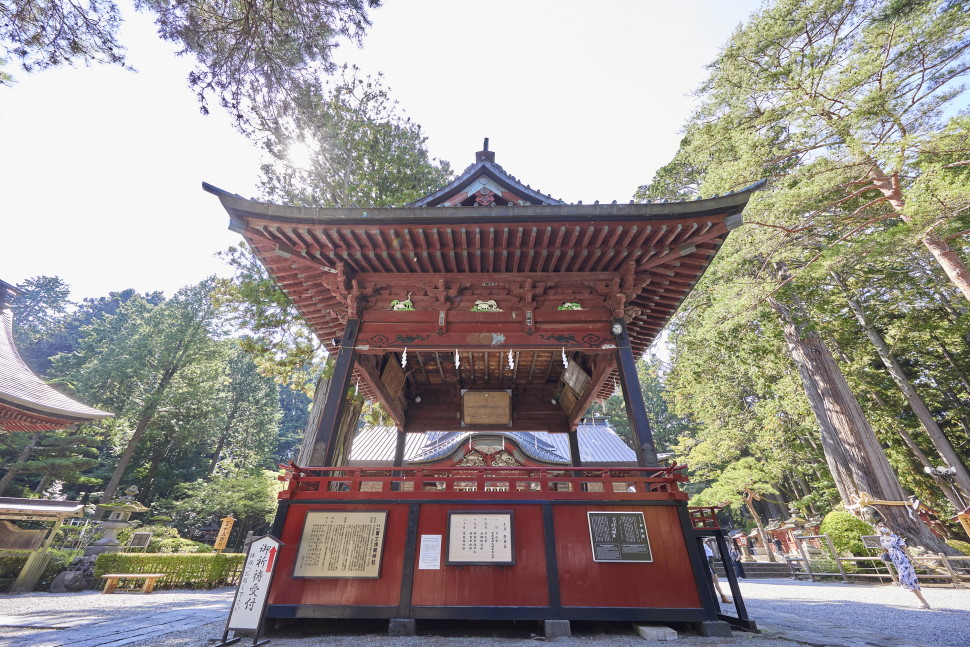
1;0;763;302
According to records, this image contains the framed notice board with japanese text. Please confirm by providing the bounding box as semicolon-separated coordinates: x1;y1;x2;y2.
446;511;514;565
587;511;652;563
293;510;388;578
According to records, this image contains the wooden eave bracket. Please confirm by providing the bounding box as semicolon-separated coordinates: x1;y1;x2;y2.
567;355;617;430
355;355;406;429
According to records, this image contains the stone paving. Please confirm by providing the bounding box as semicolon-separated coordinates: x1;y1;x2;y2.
0;580;966;647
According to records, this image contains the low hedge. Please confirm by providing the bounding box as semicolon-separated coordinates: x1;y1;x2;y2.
94;553;244;589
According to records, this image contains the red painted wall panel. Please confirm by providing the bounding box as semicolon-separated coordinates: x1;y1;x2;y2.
410;504;548;607
268;503;409;607
554;504;702;609
269;501;701;612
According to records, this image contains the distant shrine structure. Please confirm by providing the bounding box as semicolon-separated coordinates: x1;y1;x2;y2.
206;141;761;636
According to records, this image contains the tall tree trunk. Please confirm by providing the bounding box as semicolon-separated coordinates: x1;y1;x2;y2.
833;273;970;501
97;414;151;517
919;233;970;301
795;473;818;515
33;474;50;495
0;431;40;495
207;401;242;477
140;441;172;502
331;398;364;467
769;296;955;554
859;389;960;505
743;490;776;562
97;367;179;517
206;431;230;478
867;166;970;301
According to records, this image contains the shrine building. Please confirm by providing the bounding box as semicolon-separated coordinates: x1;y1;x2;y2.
205;142;760;637
0;280;111;433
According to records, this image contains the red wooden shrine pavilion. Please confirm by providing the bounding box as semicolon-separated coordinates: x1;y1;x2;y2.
205;142;760;636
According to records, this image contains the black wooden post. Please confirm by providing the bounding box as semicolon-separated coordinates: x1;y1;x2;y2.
612;317;658;466
568;432;583;467
320;318;360;466
393;432;407;467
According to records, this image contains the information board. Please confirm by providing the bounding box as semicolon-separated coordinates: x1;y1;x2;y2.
226;535;282;632
446;511;514;565
418;534;442;570
293;511;387;578
587;511;652;563
127;532;152;551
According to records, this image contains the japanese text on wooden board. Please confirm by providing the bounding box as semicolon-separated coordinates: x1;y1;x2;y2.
227;536;280;631
293;511;387;578
447;512;513;564
587;511;652;562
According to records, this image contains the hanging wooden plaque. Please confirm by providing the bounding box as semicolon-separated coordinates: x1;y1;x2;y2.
462;390;511;425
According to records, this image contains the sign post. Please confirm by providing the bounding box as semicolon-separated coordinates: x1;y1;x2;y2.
214;515;236;553
213;534;283;647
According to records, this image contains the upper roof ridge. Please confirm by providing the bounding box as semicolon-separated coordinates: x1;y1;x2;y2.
408;141;564;208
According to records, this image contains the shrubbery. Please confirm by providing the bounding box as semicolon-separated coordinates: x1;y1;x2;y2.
94;552;244;589
0;550;77;592
819;510;874;556
118;524;212;553
947;539;970;555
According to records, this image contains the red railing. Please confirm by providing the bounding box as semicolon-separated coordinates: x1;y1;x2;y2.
278;464;689;502
687;506;722;530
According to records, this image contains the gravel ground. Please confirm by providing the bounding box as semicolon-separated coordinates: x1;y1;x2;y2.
0;580;968;647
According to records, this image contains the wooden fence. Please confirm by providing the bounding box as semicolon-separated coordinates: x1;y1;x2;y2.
785;533;970;588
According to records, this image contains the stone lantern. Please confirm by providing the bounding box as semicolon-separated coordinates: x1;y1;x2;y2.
85;486;149;556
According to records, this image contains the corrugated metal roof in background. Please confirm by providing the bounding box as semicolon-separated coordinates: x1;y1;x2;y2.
348;421;637;466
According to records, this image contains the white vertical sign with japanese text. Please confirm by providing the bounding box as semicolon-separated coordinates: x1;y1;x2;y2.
227;535;283;631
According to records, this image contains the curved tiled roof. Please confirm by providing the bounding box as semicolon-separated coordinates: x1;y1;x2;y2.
0;292;112;429
410;430;568;464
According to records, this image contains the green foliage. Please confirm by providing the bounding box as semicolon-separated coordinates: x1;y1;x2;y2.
164;470;283;542
11;275;74;374
597;355;694;454
117;524;212;553
4;275;285;512
93;552;244;589
0;550;77;592
820;510;874;556
217;68;451;387
2;0;380;126
214;246;324;391
634;0;970;534
807;556;854;577
256;65;451;208
0;0;125;82
946;539;970;556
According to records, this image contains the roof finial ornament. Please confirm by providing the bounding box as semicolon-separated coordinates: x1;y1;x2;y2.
476;137;495;163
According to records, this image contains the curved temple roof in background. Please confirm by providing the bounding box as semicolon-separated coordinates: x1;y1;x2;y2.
348;420;638;467
0;281;112;432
